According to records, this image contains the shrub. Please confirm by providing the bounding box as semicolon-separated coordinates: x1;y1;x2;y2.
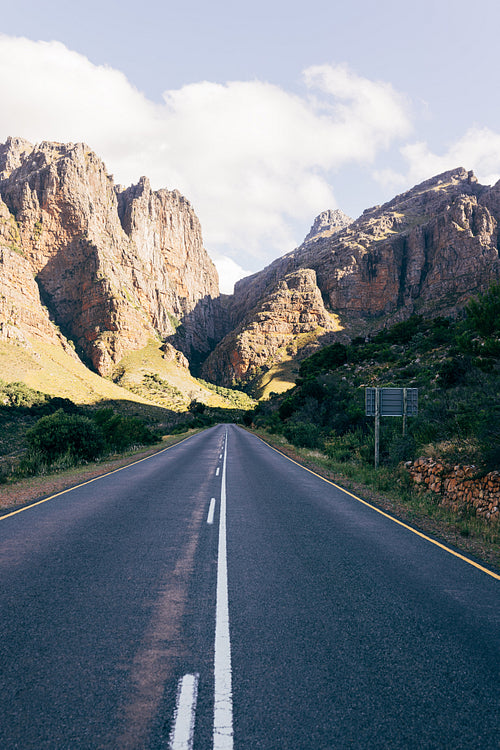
299;342;347;379
242;409;254;426
478;413;500;472
0;381;48;409
465;282;500;337
388;434;416;465
437;356;469;387
92;408;159;451
283;421;322;449
26;410;105;463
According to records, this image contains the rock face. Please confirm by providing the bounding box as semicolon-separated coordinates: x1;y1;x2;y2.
0;137;220;375
303;209;353;243
229;167;500;336
2;139;500;392
202;268;340;386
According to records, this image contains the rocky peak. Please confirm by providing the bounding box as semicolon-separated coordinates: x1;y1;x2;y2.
217;165;500;387
362;167;483;221
0;136;34;179
0;138;221;376
304;209;352;243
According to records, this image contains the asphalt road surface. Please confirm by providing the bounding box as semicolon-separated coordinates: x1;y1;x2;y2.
0;424;498;749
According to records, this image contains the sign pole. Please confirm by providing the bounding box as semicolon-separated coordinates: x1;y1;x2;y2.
374;387;380;469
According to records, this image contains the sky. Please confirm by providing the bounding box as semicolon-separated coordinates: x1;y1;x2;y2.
1;0;500;292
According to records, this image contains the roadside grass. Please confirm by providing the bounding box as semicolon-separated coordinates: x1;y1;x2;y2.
0;429;202;513
250;428;500;573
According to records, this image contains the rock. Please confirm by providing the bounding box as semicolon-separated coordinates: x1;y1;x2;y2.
202;268;340;386
0;138;221;375
207;167;500;385
303;209;353;243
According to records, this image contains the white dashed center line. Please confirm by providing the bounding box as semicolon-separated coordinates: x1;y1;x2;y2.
213;429;233;749
169;673;199;750
207;498;216;525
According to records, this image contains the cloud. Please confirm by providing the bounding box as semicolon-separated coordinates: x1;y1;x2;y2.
375;127;500;194
0;35;413;290
212;255;253;295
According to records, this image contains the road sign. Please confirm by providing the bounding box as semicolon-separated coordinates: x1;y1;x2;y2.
365;387;418;468
365;387;418;417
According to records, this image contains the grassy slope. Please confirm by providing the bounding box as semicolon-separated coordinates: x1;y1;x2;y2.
111;339;242;409
0;337;247;411
0;340;151;405
250;320;344;399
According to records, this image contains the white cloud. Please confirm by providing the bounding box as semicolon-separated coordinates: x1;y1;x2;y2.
375;127;500;194
212;255;253;295
0;35;413;292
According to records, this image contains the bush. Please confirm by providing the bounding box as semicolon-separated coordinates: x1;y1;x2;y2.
388;434;416;465
0;381;48;409
26;410;105;463
478;412;500;472
465;282;500;337
437;356;469;387
242;409;254;426
283;421;322;449
92;408;159;452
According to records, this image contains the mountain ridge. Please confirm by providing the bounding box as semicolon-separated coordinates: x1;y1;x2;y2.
1;136;500;401
210;166;500;387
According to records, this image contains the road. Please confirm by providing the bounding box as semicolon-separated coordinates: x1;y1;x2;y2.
0;424;498;749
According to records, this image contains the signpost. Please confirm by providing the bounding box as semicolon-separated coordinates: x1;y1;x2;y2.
365;387;418;468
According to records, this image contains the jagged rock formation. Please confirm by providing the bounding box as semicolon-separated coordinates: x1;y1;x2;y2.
303;209;353;243
225;168;500;350
0;137;220;376
2;139;500;394
202;268;341;386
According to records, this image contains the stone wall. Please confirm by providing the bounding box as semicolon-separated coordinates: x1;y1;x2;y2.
408;458;499;521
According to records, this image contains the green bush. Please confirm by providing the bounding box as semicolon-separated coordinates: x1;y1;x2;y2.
0;381;48;409
478;412;500;473
26;409;105;463
92;408;159;451
437;356;469;387
464;282;500;337
283;421;322;449
388;434;416;465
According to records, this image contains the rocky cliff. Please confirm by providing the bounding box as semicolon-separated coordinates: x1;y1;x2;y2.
0;137;220;376
202;268;341;386
211;168;500;386
2;138;500;395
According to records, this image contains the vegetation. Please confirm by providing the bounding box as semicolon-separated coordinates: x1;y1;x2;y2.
123;372;187;409
0;382;161;481
245;283;500;474
196;378;255;410
1;284;499;568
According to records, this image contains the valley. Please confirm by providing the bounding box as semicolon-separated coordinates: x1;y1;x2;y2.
0;136;499;560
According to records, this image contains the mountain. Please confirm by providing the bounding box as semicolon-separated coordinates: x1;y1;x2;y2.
2;137;500;404
0;137;222;379
202;268;342;392
205;167;500;388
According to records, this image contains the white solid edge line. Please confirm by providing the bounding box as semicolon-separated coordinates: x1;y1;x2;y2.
214;429;234;749
169;673;199;750
207;498;216;525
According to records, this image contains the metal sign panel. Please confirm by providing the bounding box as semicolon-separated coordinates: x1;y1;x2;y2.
365;388;376;416
365;387;418;417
